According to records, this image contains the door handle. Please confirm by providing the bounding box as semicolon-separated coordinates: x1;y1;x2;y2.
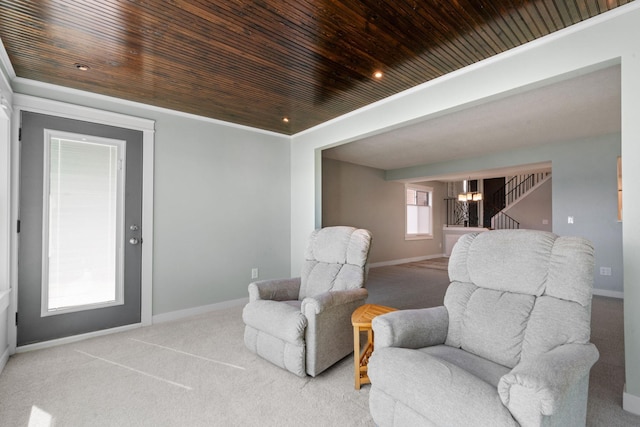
129;238;140;245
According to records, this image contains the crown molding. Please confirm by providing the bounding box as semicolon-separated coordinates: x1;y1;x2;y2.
12;77;288;139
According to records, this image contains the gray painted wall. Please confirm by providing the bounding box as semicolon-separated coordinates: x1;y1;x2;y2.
12;80;292;316
551;135;622;295
152;116;291;313
322;158;445;264
387;133;622;295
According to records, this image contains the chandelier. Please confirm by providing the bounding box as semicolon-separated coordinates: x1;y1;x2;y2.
457;179;483;202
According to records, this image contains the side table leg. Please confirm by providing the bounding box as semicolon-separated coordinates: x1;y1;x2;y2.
354;326;361;390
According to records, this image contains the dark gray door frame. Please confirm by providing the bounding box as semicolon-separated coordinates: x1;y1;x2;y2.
9;95;154;351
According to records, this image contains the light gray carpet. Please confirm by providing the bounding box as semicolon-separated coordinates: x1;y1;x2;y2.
0;263;638;426
0;306;371;426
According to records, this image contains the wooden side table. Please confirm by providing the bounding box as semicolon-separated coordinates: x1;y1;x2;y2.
351;304;397;390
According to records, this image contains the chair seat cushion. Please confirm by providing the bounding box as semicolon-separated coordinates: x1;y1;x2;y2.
420;345;510;388
282;300;302;309
242;300;307;345
368;346;517;427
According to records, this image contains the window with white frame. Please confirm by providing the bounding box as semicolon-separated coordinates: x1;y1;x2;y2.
406;184;433;239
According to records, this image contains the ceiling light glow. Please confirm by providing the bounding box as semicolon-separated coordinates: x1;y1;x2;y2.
75;63;90;71
373;71;383;79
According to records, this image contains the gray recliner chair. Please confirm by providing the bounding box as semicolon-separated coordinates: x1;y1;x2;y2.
368;229;599;427
243;226;372;377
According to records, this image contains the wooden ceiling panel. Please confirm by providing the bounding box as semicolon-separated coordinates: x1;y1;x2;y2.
0;0;632;134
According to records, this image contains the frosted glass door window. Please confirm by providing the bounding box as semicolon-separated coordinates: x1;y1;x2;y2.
43;133;125;314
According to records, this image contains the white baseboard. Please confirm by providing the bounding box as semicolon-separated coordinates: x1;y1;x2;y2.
623;386;640;416
0;346;9;374
152;297;249;324
16;323;143;353
592;288;624;299
369;254;447;268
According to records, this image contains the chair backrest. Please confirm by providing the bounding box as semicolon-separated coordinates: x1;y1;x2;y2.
445;229;594;368
298;226;372;299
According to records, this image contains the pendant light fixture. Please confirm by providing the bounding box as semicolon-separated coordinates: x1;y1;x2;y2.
457;178;483;202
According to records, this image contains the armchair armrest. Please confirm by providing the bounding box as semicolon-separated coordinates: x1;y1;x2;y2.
498;343;599;420
242;300;307;344
248;277;301;302
372;306;449;350
301;288;368;315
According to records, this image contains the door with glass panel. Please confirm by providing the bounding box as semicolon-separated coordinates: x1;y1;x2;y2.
17;111;142;346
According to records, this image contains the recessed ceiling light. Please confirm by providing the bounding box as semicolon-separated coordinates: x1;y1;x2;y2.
75;63;90;71
282;117;290;123
373;70;383;79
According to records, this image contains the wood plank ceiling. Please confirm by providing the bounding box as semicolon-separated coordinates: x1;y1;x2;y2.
0;0;633;134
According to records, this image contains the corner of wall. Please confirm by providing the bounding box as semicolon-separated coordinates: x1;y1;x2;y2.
623;387;640;416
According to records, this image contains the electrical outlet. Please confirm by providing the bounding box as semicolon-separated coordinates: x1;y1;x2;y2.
567;216;574;224
600;267;612;276
251;268;259;279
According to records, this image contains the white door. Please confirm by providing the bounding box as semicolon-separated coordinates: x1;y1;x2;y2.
17;111;143;346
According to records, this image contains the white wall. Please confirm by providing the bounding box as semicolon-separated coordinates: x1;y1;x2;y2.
291;4;640;412
0;45;13;371
10;79;292;317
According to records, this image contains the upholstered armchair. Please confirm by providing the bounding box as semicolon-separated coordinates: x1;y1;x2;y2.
368;229;599;427
243;226;372;377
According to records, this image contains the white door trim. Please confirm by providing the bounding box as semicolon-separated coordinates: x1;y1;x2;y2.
9;94;154;352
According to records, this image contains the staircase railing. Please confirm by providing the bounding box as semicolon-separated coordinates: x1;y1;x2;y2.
491;211;520;230
445;198;470;227
445;172;549;229
488;172;550;229
496;172;549;208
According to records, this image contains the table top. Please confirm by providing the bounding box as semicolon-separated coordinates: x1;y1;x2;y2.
351;304;397;327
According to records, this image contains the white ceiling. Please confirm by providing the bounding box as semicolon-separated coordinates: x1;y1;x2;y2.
322;65;621;181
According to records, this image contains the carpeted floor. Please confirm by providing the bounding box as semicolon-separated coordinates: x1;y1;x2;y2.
402;257;450;271
0;263;637;426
